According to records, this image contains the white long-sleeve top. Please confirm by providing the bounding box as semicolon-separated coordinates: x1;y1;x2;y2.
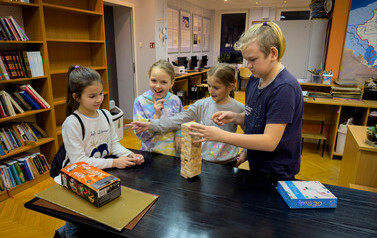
61;109;132;170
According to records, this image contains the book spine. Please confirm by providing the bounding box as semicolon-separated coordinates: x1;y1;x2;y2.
24;123;38;141
26;156;38;178
2;128;14;150
27;84;50;108
0;167;9;190
6;167;16;188
0;92;10;116
8;163;21;185
18;160;32;181
37;153;48;171
0;131;10;152
0;53;11;80
0;24;9;40
0;56;10;80
9;16;28;41
0;18;14;40
14;91;32;110
31;155;43;174
19;85;47;109
19;91;41;110
13;161;26;183
1;51;18;79
3;91;16;116
11;51;25;78
9;51;22;78
8;92;24;113
21;51;32;78
4;18;20;41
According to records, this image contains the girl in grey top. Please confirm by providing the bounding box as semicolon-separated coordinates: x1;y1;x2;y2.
129;64;244;165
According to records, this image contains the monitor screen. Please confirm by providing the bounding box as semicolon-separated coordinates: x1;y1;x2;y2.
190;56;198;69
200;55;208;68
177;57;188;69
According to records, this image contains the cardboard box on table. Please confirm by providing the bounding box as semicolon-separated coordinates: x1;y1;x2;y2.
277;181;337;209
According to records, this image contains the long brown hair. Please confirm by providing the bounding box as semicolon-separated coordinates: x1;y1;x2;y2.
66;65;103;116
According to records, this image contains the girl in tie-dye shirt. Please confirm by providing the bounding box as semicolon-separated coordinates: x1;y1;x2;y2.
133;60;183;156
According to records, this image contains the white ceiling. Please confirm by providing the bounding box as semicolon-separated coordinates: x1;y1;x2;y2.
183;0;311;10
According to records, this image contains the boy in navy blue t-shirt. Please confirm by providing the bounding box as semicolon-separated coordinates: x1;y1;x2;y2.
189;22;303;183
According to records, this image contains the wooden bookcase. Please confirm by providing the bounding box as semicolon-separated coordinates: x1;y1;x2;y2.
0;0;109;202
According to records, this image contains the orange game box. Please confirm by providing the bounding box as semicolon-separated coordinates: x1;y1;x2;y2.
61;162;121;207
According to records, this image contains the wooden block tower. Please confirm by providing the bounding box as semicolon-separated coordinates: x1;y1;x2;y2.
180;122;202;178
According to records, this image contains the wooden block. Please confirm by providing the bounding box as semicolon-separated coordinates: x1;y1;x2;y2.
180;122;202;179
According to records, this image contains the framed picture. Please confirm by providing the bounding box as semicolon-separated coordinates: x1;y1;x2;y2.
180;10;191;52
167;8;179;53
192;14;202;52
202;17;210;52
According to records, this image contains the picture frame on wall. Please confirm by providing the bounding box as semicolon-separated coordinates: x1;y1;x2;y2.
180;10;191;52
202;17;210;52
192;14;202;52
167;8;179;53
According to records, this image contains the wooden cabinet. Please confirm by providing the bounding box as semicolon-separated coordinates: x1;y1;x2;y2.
338;125;377;189
301;83;377;159
0;0;109;201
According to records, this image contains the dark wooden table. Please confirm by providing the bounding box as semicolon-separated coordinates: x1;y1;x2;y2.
25;150;377;238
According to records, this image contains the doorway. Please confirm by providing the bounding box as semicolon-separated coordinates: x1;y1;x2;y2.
219;13;246;64
104;4;135;119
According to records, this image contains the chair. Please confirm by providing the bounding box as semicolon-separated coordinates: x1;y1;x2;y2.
238;67;251;91
301;114;327;157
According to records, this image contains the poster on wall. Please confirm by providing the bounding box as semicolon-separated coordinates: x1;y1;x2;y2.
180;10;191;52
167;8;179;53
202;18;210;52
339;0;377;81
192;14;202;52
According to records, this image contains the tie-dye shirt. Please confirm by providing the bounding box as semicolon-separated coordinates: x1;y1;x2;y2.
133;90;183;156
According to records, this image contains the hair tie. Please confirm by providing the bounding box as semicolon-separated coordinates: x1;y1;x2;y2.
74;65;80;69
263;22;268;26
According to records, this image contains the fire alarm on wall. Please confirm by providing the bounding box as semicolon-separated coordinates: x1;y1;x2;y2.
150;42;155;48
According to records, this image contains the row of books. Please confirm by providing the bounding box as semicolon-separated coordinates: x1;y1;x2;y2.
331;86;362;100
0;16;29;41
9;0;31;2
0;84;50;118
0;152;49;191
0;50;44;80
0;122;48;156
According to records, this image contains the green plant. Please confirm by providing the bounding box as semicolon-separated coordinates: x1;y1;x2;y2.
217;52;230;63
367;125;377;142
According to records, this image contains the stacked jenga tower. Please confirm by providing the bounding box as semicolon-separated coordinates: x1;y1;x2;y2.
180;121;202;179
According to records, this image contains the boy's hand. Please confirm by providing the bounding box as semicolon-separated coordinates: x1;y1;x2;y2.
153;95;166;119
174;136;182;154
127;153;144;165
125;121;151;133
188;123;224;143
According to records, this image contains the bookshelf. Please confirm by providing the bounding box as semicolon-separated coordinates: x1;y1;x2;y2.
0;0;109;201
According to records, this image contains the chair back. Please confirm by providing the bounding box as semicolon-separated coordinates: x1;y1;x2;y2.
239;67;252;79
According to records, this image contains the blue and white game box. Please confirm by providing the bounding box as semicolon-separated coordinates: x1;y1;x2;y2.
277;181;337;209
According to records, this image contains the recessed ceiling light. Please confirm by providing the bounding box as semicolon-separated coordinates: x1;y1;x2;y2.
256;1;259;4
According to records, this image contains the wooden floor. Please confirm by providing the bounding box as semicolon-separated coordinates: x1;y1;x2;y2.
0;91;344;237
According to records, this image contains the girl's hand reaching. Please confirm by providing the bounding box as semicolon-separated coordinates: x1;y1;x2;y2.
125;121;151;134
211;111;244;126
153;95;166;119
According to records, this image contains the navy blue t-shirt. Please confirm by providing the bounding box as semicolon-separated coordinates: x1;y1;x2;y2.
244;68;303;178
